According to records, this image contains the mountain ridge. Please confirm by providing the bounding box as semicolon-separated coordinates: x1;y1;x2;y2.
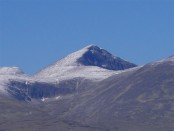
0;45;174;131
0;45;137;100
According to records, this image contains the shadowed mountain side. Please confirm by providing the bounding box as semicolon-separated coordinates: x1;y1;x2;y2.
77;45;137;70
57;58;174;131
5;78;96;101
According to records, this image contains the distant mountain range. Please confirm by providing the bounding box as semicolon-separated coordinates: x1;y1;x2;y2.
0;45;136;100
0;45;173;131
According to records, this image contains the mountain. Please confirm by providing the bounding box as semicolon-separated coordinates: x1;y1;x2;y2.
34;45;136;82
0;45;136;101
0;45;174;131
59;56;174;131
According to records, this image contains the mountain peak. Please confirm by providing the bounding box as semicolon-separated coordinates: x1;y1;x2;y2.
33;45;137;82
77;45;137;70
46;44;136;70
83;44;98;49
52;45;96;67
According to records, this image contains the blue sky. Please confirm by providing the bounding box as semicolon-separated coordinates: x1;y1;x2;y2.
0;0;174;75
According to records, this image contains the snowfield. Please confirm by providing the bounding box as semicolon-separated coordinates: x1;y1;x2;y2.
33;65;121;82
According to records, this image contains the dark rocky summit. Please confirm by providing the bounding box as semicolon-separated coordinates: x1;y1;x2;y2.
77;45;137;70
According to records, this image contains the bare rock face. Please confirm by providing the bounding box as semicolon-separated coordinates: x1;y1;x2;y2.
77;45;137;70
7;78;95;101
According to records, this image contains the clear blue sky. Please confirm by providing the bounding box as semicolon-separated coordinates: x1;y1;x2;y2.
0;0;174;75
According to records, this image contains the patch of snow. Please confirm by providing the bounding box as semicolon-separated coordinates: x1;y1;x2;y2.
25;81;28;85
113;56;117;59
55;96;61;100
41;97;49;102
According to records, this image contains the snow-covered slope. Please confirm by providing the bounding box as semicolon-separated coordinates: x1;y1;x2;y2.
34;45;137;82
34;66;121;82
0;67;26;76
0;67;30;95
